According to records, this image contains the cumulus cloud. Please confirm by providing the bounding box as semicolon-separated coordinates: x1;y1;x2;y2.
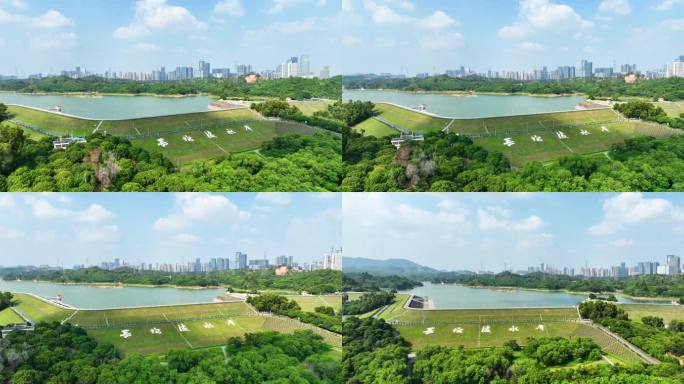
23;196;114;222
589;193;684;235
609;238;635;248
655;0;684;11
77;225;121;242
30;32;77;50
255;192;292;206
598;0;631;15
0;7;73;29
478;209;544;232
114;0;207;40
154;193;250;231
268;0;327;14
214;0;244;17
173;233;202;243
362;0;457;30
498;0;592;38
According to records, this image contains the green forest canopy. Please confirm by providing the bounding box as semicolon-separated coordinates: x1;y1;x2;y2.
0;75;342;100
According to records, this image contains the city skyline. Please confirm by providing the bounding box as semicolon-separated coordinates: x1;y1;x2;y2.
340;0;684;75
343;193;684;271
0;0;340;75
0;192;341;267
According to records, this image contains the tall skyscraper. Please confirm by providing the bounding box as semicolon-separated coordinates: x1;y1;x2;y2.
199;61;210;79
667;56;684;78
580;60;593;78
323;247;342;271
233;252;247;270
667;255;681;275
299;55;310;75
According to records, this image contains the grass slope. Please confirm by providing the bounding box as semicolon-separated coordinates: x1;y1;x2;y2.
6;105;327;164
0;308;23;325
619;304;684;324
12;293;74;323
290;100;332;116
359;102;680;166
288;295;342;312
657;101;684;118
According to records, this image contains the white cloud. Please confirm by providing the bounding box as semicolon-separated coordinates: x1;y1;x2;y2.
598;0;631;15
517;233;553;250
30;32;77;50
0;7;73;29
77;225;121;242
0;226;26;239
271;18;317;33
125;42;162;54
655;0;684;11
419;32;464;50
0;194;14;208
589;193;684;235
77;204;115;222
0;0;27;9
214;0;244;17
173;233;202;243
498;0;592;38
515;41;544;52
662;18;684;31
268;0;327;14
23;197;114;222
609;238;635;248
363;1;458;30
154;193;250;231
255;192;292;206
341;35;362;47
114;0;207;40
478;209;544;232
342;0;353;12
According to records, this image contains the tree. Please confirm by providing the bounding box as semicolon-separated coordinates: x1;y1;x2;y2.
642;316;665;328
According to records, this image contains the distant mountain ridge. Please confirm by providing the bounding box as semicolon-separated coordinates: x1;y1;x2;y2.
343;257;442;276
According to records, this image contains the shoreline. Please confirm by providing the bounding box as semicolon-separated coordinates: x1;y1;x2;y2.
438;283;677;304
0;90;219;99
344;88;586;98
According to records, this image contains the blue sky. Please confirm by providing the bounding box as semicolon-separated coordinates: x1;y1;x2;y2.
0;193;341;267
341;0;684;75
343;193;684;272
0;0;339;75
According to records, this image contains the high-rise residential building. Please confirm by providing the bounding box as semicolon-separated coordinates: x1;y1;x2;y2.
580;60;593;78
233;252;247;270
667;56;684;78
322;247;342;271
248;258;269;270
236;64;252;76
198;61;211;79
594;67;614;79
557;66;576;79
276;255;294;266
299;55;310;75
621;64;637;74
211;68;231;79
175;66;193;81
285;57;299;78
667;255;681;275
319;65;330;79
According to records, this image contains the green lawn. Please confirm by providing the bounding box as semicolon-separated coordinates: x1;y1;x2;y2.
12;293;74;323
288;295;342;313
7;105;98;136
2;120;49;139
657;101;684;118
0;308;23;326
131;120;321;165
359;102;680;166
70;302;254;327
290;100;332;116
376;304;644;364
620;304;684;324
379;306;579;323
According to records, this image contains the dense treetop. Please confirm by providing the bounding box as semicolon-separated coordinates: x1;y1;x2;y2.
0;124;342;192
0;322;340;384
343;126;684;192
0;267;342;295
342;272;422;292
0;75;342;100
247;293;341;333
343;75;684;101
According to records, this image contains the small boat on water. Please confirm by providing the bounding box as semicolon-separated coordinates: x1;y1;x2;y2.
49;105;63;112
416;103;427;111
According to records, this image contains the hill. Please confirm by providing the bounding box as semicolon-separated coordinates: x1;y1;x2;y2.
343;257;441;276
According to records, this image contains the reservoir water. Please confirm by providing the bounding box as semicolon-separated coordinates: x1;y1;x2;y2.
403;282;649;309
343;89;585;118
0;92;215;120
0;280;226;309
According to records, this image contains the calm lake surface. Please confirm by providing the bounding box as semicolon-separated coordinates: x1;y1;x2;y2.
402;282;647;309
0;92;215;120
343;89;585;118
0;280;226;309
